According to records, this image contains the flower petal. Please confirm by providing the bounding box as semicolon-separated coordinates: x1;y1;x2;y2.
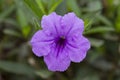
30;30;54;57
41;12;62;36
30;30;54;43
67;36;90;62
44;47;71;71
62;12;84;36
31;42;50;57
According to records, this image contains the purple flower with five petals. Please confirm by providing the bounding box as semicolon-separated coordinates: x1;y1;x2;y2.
30;12;90;71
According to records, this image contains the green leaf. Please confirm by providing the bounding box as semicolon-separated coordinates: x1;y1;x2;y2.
0;61;35;77
35;0;46;14
22;26;31;38
4;18;18;26
32;18;41;30
84;18;93;30
75;66;100;80
67;0;81;17
87;0;102;12
115;4;120;32
55;0;67;15
24;0;43;18
48;0;62;14
0;5;15;19
17;9;28;28
35;69;53;79
91;59;113;71
84;27;114;34
89;38;104;48
17;8;31;37
0;18;18;27
95;14;113;26
16;2;30;37
3;29;21;37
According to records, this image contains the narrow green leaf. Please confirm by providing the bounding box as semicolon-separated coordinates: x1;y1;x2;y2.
48;0;62;14
95;14;112;26
55;0;67;15
24;0;43;18
67;0;81;17
75;66;100;80
84;27;114;34
3;29;21;37
17;9;28;27
36;70;53;79
115;4;120;32
0;5;15;18
16;6;30;37
22;26;31;38
0;18;18;27
92;59;113;71
87;0;102;12
0;61;35;77
32;18;41;30
84;18;93;30
35;0;46;14
89;38;104;48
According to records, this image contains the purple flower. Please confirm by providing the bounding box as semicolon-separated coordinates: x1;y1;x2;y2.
30;12;90;71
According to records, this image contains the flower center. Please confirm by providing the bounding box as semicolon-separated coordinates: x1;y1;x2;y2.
57;36;66;46
55;36;66;57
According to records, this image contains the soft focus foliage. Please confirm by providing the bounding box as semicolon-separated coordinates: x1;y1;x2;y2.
0;0;120;80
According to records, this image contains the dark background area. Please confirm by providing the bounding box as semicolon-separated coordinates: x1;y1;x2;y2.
0;0;120;80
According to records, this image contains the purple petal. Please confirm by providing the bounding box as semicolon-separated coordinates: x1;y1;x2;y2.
31;42;50;57
67;36;90;62
30;30;54;43
41;12;62;36
44;47;71;71
30;30;54;57
61;12;84;36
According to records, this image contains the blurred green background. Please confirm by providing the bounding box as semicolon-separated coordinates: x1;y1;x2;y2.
0;0;120;80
